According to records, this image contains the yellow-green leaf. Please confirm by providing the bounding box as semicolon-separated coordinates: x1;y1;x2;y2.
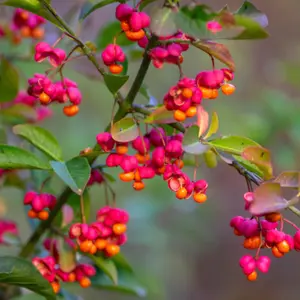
208;135;260;155
144;106;175;124
111;117;139;143
242;146;273;180
203;111;219;139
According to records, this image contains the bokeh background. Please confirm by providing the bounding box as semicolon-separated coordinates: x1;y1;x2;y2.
1;0;300;299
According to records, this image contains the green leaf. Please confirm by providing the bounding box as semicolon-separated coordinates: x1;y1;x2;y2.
80;0;116;20
50;157;91;195
103;172;116;183
0;57;19;102
207;135;260;155
0;145;50;169
2;0;64;30
139;0;157;11
250;183;287;215
3;171;25;189
0;104;37;123
232;155;264;179
88;255;118;285
203;149;218;168
103;73;129;95
144;106;174;124
174;6;218;39
0;128;6;144
175;4;268;40
57;237;76;273
235;1;268;28
12;294;57;300
150;7;177;37
242;146;273;180
182;125;209;154
231;15;268;40
112;253;133;273
92;267;147;297
0;256;56;300
111;117;139;143
128;49;144;61
120;57;128;75
96;21;134;50
54;191;90;227
274;171;300;188
192;40;235;71
203;112;219;139
13;124;62;161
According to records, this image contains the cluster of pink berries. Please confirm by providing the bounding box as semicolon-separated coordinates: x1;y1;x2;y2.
195;68;235;100
69;206;129;257
162;69;235;122
34;42;66;67
239;255;271;281
0;220;18;245
140;32;190;69
11;9;45;44
27;74;82;117
230;192;300;281
24;191;57;221
101;44;126;74
164;77;202;122
96;128;208;202
116;4;150;41
33;238;96;293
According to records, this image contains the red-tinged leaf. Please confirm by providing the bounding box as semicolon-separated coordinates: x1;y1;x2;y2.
61;204;74;227
250;182;288;215
203;111;219;140
192;40;235;71
242;146;273;180
144;106;175;124
273;171;300;188
111;117;139;143
197;106;209;137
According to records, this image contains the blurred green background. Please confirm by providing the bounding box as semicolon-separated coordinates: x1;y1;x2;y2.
1;0;300;299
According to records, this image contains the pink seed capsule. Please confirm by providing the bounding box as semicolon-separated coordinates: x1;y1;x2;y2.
49;48;66;67
32;195;45;212
106;153;124;167
132;136;150;154
256;256;271;273
69;223;82;238
120;155;138;173
67;87;82;105
151;147;165;167
24;191;37;205
96;132;115;152
115;4;134;21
